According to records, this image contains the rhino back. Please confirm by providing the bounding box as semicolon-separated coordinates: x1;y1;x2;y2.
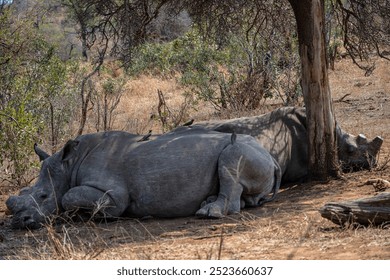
72;131;140;185
197;107;308;183
125;133;232;217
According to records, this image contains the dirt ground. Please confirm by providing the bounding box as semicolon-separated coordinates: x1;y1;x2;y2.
0;58;389;260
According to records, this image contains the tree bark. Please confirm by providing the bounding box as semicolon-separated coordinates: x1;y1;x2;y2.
289;0;339;180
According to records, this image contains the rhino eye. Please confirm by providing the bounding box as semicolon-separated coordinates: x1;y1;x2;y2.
39;194;48;200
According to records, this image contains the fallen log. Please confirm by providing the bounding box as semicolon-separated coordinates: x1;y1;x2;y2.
319;192;390;227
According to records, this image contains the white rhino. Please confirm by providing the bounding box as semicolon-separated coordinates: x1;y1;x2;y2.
195;107;383;183
6;127;281;229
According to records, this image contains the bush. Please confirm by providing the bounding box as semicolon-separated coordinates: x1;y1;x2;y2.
129;27;302;111
0;97;42;186
0;5;79;186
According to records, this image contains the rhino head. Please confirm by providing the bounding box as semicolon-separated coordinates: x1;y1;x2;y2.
337;127;383;171
6;141;78;229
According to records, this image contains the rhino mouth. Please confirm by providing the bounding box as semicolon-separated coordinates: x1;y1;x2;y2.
9;206;50;230
341;157;376;173
10;214;43;230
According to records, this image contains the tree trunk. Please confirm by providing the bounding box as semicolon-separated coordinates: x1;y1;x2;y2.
289;0;340;180
76;58;104;136
77;78;92;136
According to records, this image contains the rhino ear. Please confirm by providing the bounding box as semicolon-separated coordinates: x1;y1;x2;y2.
61;140;79;162
356;134;368;145
369;136;383;155
34;143;50;161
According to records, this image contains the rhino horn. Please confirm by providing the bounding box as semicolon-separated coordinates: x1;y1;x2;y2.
369;136;384;154
34;143;50;161
5;195;20;213
356;134;368;145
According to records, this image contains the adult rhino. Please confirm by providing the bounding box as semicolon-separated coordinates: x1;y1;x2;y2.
195;107;383;183
6;128;281;229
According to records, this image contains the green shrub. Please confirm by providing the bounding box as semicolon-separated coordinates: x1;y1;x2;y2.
0;96;42;186
0;6;79;186
129;27;301;111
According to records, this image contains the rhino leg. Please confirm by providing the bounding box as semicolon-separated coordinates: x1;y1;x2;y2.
196;164;243;218
62;186;124;218
196;139;280;218
196;144;246;218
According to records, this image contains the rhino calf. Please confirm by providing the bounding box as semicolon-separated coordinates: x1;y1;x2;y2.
6;128;281;229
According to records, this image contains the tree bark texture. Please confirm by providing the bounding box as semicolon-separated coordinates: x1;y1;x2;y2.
320;192;390;227
289;0;339;180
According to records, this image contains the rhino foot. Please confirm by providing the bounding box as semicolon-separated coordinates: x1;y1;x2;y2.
62;186;126;218
200;195;218;208
196;202;226;218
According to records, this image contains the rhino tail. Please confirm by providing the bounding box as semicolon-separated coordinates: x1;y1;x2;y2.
258;157;282;206
231;132;237;145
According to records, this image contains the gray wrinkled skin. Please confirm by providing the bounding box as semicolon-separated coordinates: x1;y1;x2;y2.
336;128;383;172
195;107;383;183
6;128;281;229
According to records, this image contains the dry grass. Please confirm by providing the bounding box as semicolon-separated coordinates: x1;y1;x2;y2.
0;57;390;260
115;75;214;134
